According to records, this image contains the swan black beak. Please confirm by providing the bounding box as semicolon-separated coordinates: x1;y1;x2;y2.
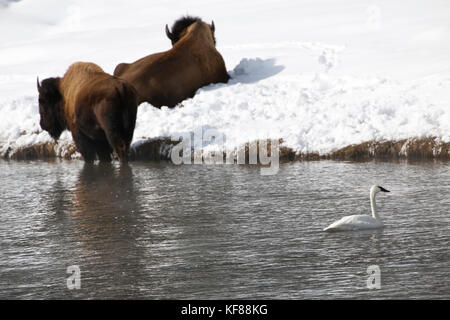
379;186;390;192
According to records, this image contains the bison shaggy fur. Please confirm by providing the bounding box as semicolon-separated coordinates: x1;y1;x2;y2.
37;62;138;163
114;16;230;108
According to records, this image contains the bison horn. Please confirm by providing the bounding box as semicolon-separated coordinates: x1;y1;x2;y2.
37;77;41;91
211;20;215;33
165;24;173;40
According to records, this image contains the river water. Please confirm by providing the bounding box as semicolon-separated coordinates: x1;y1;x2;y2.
0;159;448;299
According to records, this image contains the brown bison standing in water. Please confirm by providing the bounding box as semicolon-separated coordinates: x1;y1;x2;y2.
37;62;138;163
114;16;230;107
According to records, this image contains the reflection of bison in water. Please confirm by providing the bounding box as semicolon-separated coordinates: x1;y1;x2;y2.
37;62;138;163
114;16;230;108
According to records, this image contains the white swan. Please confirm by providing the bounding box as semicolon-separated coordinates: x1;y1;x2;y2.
323;185;390;232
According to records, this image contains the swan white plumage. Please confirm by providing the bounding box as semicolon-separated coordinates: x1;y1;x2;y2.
323;185;390;232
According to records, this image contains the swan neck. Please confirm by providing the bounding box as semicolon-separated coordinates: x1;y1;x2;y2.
370;191;379;219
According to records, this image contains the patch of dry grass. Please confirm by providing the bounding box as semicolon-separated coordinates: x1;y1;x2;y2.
2;137;449;162
4;142;56;160
328;137;450;161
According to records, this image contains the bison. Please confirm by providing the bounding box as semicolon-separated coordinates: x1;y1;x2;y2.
37;62;138;163
113;16;230;108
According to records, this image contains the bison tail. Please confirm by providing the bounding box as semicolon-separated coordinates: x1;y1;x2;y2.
107;83;138;162
116;83;138;137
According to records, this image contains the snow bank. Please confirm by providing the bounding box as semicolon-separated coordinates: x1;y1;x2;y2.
132;61;450;156
1;0;449;160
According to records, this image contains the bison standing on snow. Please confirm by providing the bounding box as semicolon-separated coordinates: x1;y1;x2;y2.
114;16;230;108
37;62;138;163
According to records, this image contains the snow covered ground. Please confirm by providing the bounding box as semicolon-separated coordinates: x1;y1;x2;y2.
1;0;449;158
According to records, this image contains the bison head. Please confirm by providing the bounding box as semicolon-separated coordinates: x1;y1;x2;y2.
37;77;65;140
165;16;216;46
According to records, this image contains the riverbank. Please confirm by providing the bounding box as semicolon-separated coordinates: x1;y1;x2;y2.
3;136;449;162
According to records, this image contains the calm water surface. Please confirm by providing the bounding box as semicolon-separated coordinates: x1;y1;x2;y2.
0;159;448;299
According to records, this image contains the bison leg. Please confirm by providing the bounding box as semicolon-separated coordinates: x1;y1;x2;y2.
96;141;113;163
111;136;129;163
72;131;97;163
94;98;136;163
96;120;129;163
